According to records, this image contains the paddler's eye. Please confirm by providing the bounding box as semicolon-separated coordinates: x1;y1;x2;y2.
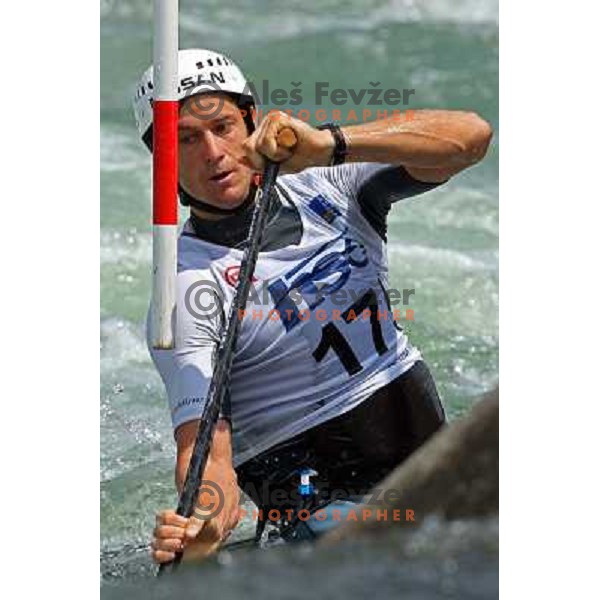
214;119;233;136
179;133;197;145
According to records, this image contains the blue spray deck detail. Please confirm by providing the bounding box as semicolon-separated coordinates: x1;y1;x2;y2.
255;467;364;542
297;467;318;497
286;500;364;541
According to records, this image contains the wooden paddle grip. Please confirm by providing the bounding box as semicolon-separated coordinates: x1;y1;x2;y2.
276;127;298;151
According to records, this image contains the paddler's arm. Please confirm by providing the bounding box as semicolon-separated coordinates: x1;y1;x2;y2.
151;418;242;564
242;109;492;182
340;110;493;182
175;418;241;560
174;418;236;494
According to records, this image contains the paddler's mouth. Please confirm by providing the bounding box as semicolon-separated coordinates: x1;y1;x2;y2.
209;169;236;184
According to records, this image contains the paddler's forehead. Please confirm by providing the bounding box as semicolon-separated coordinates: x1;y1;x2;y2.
178;93;242;130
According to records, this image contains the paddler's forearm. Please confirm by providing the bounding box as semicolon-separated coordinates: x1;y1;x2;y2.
175;418;233;492
339;110;492;169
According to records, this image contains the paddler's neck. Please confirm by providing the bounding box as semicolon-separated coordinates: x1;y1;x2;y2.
188;185;261;248
190;206;235;221
187;185;256;222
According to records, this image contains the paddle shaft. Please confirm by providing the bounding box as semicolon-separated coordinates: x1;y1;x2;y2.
158;130;296;575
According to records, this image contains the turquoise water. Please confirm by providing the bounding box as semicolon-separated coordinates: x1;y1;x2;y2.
101;0;498;593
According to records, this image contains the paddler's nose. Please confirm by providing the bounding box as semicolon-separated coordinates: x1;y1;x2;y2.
202;130;225;165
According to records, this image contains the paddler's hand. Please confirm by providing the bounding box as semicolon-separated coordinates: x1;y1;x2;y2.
241;111;334;173
152;417;242;565
151;457;242;564
183;456;242;562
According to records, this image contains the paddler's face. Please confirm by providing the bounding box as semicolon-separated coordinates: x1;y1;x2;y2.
178;94;254;209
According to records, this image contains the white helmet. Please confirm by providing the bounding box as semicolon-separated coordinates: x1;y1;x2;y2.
132;48;257;150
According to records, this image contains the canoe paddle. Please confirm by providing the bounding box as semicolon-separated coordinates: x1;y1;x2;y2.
158;128;297;575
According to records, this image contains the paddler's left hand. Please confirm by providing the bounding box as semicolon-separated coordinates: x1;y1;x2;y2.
241;111;334;173
151;419;242;564
151;456;242;564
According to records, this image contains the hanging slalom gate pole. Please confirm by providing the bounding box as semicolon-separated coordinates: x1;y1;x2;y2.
150;0;179;349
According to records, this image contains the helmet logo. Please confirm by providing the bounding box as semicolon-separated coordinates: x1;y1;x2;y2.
195;56;231;69
179;79;226;121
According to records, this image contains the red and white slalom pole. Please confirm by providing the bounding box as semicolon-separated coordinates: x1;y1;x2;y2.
150;0;178;349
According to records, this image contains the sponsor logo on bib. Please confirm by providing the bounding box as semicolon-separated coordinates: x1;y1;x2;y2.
268;232;369;331
224;265;258;287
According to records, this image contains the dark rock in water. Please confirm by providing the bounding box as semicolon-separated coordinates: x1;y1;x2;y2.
322;388;499;544
102;517;498;600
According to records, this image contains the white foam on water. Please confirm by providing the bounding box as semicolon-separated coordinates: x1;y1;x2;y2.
100;317;150;372
385;240;498;340
388;242;497;273
100;229;152;267
100;317;172;481
388;185;499;237
101;0;152;20
176;0;498;41
101;125;149;173
385;0;498;24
